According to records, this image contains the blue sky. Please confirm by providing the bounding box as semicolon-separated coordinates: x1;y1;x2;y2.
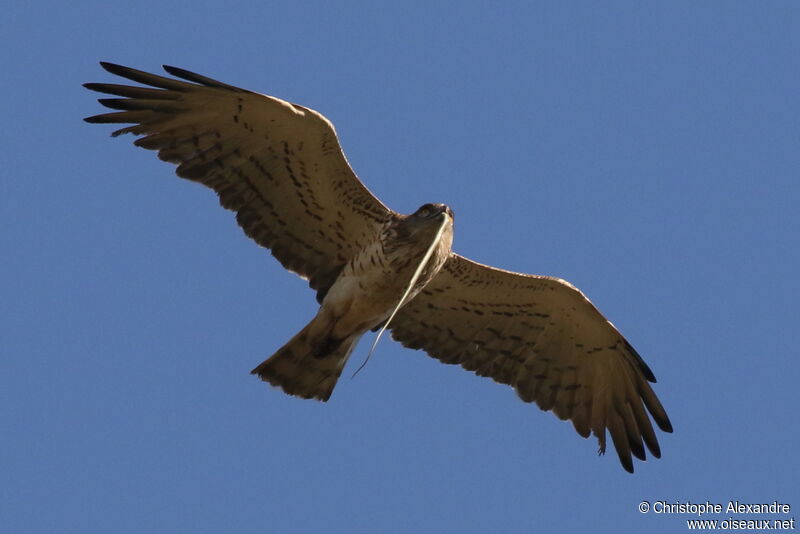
3;2;799;533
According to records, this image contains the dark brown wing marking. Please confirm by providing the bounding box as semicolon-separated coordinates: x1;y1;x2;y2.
389;253;672;473
85;62;395;298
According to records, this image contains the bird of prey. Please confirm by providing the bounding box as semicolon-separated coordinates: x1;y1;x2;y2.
84;62;672;472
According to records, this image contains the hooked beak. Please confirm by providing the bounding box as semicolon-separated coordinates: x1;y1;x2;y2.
432;204;454;220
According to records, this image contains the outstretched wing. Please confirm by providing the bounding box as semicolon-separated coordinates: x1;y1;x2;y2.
84;62;395;300
389;254;672;473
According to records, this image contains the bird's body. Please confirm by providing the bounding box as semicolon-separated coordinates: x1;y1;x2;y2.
324;205;454;340
254;204;454;400
85;62;672;472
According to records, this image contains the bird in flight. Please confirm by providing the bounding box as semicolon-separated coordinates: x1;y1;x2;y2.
84;62;672;472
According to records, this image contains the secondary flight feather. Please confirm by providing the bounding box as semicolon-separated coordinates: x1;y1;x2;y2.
84;62;672;472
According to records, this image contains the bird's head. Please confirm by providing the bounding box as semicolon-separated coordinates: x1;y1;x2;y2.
413;203;454;221
394;203;454;242
405;203;453;233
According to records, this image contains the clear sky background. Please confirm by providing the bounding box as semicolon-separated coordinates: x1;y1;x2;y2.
2;2;798;533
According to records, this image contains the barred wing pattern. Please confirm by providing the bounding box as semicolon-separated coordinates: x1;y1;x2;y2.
389;254;673;473
84;63;395;299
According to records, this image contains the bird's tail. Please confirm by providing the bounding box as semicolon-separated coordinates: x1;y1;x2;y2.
251;318;359;401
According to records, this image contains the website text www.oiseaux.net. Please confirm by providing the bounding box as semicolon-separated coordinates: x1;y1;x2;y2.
639;500;795;531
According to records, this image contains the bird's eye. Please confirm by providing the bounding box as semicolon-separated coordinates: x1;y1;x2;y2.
418;206;430;217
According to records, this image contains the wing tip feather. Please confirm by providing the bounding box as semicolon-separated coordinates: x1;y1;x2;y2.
624;340;657;382
99;61;129;77
658;414;674;434
162;64;243;91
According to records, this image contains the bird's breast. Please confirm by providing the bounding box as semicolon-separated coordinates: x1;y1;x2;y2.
320;227;452;336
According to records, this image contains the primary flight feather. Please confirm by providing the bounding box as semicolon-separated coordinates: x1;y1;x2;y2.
84;62;672;473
